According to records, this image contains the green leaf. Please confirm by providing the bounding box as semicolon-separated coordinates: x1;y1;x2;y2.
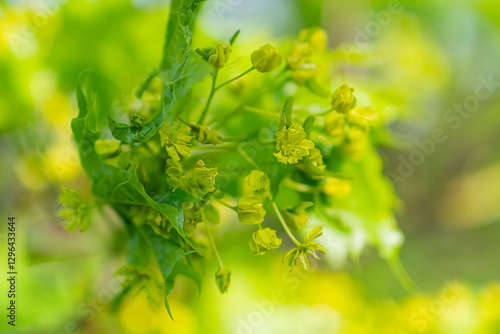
76;71;89;119
165;260;202;296
143;227;187;319
107;113;165;144
152;189;201;233
107;0;209;144
303;115;316;137
229;29;241;45
125;219;151;268
279;96;295;130
71;73;191;238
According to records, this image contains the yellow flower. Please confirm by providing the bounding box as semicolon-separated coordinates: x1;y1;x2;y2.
283;226;326;270
331;83;357;114
159;122;192;161
208;41;232;68
322;177;351;197
165;158;183;189
192;160;217;194
274;124;315;164
298;27;329;52
251;44;282;72
215;267;231;294
249;228;282;255
237;196;266;225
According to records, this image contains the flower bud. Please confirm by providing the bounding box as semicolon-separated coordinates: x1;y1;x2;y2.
237;196;266;225
215;266;231;294
249;228;282;255
196;125;223;145
331;84;357;114
243;170;270;198
298;27;328;52
251;44;282;73
129;114;145;127
208;41;232;69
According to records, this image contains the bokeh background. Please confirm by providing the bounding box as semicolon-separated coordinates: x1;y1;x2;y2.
1;0;500;333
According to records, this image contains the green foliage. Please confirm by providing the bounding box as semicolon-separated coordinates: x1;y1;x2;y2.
65;0;411;318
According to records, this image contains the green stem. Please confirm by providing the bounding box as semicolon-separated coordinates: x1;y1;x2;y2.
221;135;247;142
136;70;159;98
272;202;301;246
198;69;219;124
214;67;255;92
213;198;237;211
207;70;291;127
205;221;224;267
243;106;280;118
284;178;316;193
388;255;419;294
191;140;274;151
318;107;334;116
237;145;260;170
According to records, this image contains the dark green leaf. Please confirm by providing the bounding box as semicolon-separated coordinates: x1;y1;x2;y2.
165;260;201;296
279;96;295;130
143;228;187;319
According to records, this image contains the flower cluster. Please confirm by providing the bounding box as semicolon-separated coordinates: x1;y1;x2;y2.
64;10;403;317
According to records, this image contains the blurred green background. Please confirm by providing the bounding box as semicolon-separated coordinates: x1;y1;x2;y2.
1;0;500;333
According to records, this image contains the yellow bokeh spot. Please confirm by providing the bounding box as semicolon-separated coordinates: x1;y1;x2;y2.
119;291;197;334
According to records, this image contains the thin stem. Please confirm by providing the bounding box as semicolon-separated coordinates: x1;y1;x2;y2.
237;145;260;170
221;135;247;142
272;202;301;246
243;106;280;118
318;107;334;116
214;67;254;92
207;70;291;127
388;256;419;294
284;178;316;193
191;140;274;151
198;69;219;124
213;198;237;211
205;221;224;267
136;70;159;98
